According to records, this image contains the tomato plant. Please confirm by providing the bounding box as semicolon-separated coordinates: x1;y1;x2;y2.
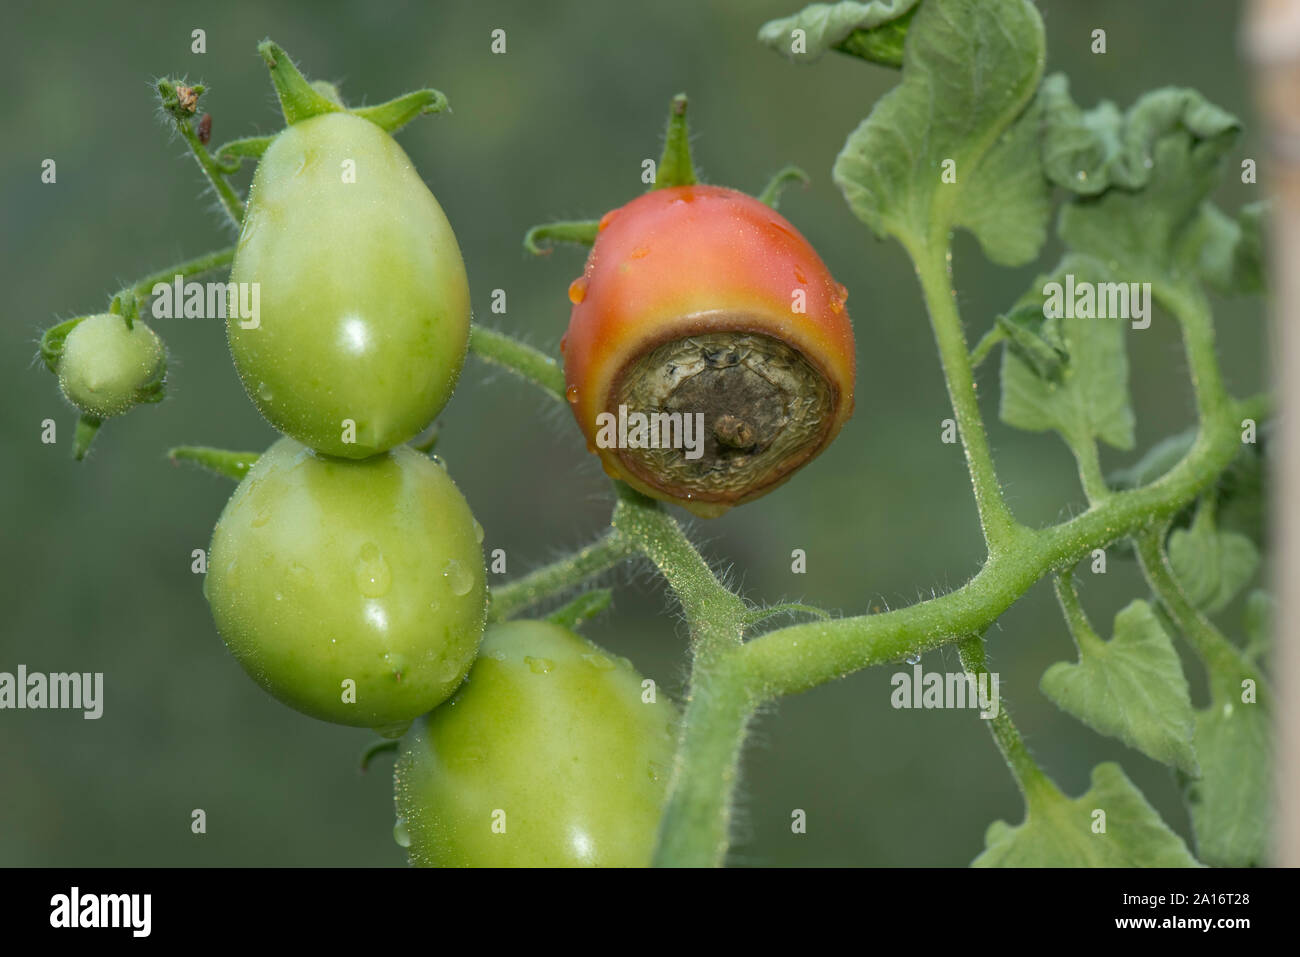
28;0;1281;871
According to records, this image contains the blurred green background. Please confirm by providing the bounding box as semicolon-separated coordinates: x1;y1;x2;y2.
0;0;1266;866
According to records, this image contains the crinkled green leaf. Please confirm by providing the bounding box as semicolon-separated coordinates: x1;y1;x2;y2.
1054;86;1241;283
1168;504;1259;615
999;255;1135;450
757;0;919;66
1177;696;1270;866
1042;74;1239;198
974;763;1201;866
1198;201;1267;295
1041;600;1197;775
832;0;1048;264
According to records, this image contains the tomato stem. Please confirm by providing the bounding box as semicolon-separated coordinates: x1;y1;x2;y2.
467;324;566;400
487;532;636;622
157;79;246;226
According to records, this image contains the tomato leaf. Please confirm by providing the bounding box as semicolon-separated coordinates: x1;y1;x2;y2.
973;763;1201;866
1197;201;1267;296
757;0;920;66
832;0;1049;265
999;255;1136;451
1050;83;1241;285
1167;504;1259;615
1041;600;1198;775
1177;696;1270;866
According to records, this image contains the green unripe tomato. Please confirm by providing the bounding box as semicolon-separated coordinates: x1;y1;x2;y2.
394;620;679;866
204;436;486;735
229;112;471;458
56;313;165;418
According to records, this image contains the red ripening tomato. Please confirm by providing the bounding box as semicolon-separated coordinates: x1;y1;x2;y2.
561;184;855;518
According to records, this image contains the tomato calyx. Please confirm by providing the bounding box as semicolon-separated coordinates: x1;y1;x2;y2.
258;39;449;134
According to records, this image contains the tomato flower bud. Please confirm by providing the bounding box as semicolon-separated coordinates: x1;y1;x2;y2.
561;185;855;517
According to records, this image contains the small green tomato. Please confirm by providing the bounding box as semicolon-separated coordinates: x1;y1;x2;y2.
56;313;165;418
394;620;679;867
204;436;486;735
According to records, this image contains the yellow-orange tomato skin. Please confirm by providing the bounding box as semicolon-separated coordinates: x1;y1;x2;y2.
562;185;855;515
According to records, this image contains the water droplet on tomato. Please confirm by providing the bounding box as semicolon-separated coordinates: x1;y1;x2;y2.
472;518;485;544
598;209;617;231
794;266;808;283
525;655;554;674
836;283;849;302
443;559;472;596
392;819;411;848
566;384;580;404
559;333;568;354
582;653;615;671
568;277;589;304
629;246;649;260
256;381;273;403
356;544;392;597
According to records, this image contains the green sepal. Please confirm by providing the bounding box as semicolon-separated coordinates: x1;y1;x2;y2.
168;446;261;481
546;589;613;631
258;39;343;126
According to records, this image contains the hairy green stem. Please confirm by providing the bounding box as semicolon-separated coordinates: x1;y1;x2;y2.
958;636;1057;808
1053;569;1106;656
1134;526;1261;696
159;80;245;226
968;324;1006;368
910;240;1024;553
611;485;749;866
652;658;754;867
1069;433;1111;505
612;485;746;653
467;325;566;400
487;531;635;622
738;401;1242;700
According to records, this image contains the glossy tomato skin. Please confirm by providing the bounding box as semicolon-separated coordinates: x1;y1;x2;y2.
562;185;855;517
230;112;470;459
394;620;678;866
204;437;486;734
57;313;165;418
